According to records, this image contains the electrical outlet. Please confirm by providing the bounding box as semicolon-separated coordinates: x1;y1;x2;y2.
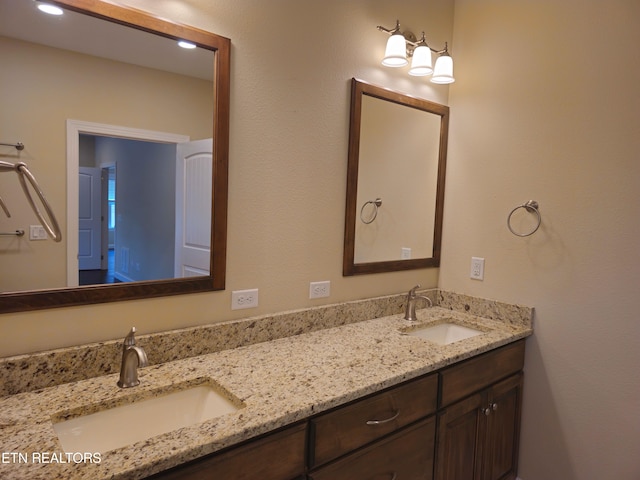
309;281;330;299
470;257;485;280
231;289;259;310
401;247;412;259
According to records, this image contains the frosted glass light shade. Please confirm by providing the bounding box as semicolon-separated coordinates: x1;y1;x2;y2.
431;55;455;84
408;45;433;76
382;34;408;67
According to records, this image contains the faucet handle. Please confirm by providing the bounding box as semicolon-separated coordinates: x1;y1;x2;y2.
408;284;421;298
123;327;138;347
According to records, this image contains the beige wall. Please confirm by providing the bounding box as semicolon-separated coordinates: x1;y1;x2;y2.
443;0;640;478
4;1;637;478
0;0;451;355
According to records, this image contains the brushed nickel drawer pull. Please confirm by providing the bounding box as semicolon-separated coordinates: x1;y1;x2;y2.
389;473;397;480
366;410;400;425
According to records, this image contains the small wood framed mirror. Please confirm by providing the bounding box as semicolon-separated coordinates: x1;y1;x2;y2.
343;78;449;276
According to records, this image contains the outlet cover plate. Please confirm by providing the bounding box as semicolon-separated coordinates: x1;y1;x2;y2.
231;289;259;310
309;281;330;299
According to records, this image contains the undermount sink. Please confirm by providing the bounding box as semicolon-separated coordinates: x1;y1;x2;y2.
53;384;242;454
404;322;484;345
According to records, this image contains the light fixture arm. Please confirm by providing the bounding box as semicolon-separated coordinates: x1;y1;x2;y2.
377;21;449;57
376;20;402;36
432;42;450;57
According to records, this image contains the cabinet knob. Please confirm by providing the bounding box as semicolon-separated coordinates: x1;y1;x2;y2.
482;403;498;416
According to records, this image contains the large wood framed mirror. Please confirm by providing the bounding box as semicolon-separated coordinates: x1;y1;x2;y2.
343;78;449;275
0;0;230;313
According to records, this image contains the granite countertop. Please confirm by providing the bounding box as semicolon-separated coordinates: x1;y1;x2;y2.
0;304;532;480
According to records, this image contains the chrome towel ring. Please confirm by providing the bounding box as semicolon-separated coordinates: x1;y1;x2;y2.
507;200;541;237
360;198;382;224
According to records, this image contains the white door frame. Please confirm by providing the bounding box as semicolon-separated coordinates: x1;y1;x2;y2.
66;120;189;286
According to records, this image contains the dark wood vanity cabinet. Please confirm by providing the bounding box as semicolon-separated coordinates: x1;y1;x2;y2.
308;417;436;480
309;373;438;468
147;422;307;480
147;341;525;480
435;341;525;480
308;373;439;479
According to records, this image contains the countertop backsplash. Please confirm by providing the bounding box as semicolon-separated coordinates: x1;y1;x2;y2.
0;289;533;397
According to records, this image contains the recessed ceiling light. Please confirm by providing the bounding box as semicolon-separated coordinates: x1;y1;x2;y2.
36;2;64;15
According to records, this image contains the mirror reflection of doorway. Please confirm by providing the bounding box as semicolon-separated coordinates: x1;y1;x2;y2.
75;129;212;287
78;161;117;286
78;133;179;286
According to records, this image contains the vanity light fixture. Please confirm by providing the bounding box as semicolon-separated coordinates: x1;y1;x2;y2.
36;2;64;15
178;40;197;49
377;20;455;84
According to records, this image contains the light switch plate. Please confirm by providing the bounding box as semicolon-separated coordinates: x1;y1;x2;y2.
29;225;47;240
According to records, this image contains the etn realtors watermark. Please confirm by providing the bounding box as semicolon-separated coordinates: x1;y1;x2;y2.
2;451;101;464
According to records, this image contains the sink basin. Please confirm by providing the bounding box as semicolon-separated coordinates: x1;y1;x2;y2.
53;384;241;454
405;322;484;345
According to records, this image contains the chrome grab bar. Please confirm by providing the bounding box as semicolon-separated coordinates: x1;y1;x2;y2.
0;160;62;242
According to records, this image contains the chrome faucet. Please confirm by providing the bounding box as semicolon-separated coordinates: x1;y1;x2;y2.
404;285;433;321
117;327;148;388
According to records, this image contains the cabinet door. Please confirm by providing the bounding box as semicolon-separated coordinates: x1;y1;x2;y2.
435;373;524;480
435;392;484;480
481;373;523;480
309;417;436;480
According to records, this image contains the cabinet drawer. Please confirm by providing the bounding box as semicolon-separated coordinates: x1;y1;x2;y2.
148;422;306;480
309;416;436;480
440;340;525;407
310;373;438;467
